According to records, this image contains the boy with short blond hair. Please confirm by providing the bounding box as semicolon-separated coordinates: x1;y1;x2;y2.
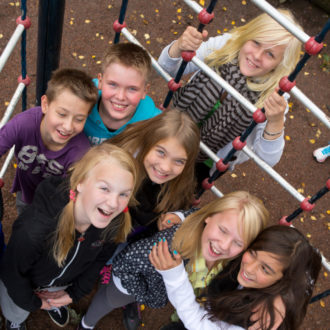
84;43;161;145
0;68;98;213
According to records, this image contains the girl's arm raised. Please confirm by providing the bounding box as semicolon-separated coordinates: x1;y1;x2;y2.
152;247;244;330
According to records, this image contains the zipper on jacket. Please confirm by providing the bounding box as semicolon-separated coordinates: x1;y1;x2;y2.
47;233;85;287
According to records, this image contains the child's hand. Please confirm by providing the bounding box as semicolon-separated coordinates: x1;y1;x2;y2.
36;289;67;300
169;26;208;58
157;213;182;230
149;239;182;271
47;292;72;308
40;298;53;310
263;88;286;140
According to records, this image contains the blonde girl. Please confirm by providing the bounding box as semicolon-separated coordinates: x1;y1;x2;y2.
109;109;200;234
158;9;302;173
0;144;137;329
78;191;269;329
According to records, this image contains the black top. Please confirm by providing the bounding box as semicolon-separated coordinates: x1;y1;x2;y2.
0;176;117;312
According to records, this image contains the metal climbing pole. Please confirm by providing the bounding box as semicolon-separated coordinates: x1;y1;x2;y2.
35;0;65;105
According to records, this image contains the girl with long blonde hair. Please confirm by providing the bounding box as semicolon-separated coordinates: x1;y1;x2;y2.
158;9;303;181
78;191;269;329
0;144;137;329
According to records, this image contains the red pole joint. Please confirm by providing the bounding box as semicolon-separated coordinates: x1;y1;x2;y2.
16;16;31;29
326;178;330;190
300;198;315;212
181;51;196;62
198;8;214;25
0;178;4;189
279;216;292;226
232;137;246;151
304;37;323;55
202;178;213;190
168;79;182;92
253;108;266;123
113;19;127;33
216;159;229;172
18;75;31;86
279;76;296;93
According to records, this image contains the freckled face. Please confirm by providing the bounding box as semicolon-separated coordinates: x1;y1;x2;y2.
237;250;284;289
143;137;187;184
238;40;286;77
201;210;244;269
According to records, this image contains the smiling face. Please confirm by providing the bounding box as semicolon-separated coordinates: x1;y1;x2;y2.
74;159;134;232
201;209;244;269
40;89;90;151
238;40;286;78
237;250;284;289
98;62;148;130
143;137;187;184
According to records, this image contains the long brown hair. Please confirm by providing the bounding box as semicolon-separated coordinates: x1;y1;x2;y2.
172;191;269;267
53;144;138;266
109;109;200;213
205;225;321;329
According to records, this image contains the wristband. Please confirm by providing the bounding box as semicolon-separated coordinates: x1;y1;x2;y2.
263;128;284;136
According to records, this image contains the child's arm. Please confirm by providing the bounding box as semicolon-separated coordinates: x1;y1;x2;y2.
158;29;231;77
151;242;244;330
157;207;200;230
112;228;179;308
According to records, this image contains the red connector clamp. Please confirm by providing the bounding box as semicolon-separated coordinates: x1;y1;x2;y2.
168;79;182;92
279;76;296;93
181;51;196;62
16;16;31;29
216;159;229;173
198;8;214;25
202;178;213;190
113;19;127;33
253;108;266;123
232;137;246;150
326;178;330;190
304;37;323;55
279;216;291;226
18;75;31;86
0;178;4;189
300;198;315;212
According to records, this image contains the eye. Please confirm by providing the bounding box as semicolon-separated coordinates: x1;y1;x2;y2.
252;40;260;46
108;82;116;87
75;118;86;123
57;112;66;117
249;250;256;257
157;149;165;157
219;226;226;234
120;192;130;198
266;50;275;59
261;265;271;275
129;87;138;92
175;159;186;166
234;241;243;248
100;186;109;192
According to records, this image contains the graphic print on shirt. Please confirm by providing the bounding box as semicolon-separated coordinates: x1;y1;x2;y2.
17;145;64;177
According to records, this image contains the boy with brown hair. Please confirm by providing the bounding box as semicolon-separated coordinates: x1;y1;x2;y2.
0;68;98;214
84;43;161;145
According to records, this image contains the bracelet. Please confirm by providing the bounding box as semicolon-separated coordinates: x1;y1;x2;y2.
263;128;284;136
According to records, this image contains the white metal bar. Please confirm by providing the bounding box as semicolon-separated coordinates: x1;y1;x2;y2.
321;254;330;272
210;185;224;197
0;82;26;129
199;141;220;162
121;28;172;82
192;57;257;114
242;146;305;202
251;0;310;43
0;147;15;179
290;86;330;129
183;0;203;14
0;24;25;73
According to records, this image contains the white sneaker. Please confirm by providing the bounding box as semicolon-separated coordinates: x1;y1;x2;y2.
313;144;330;163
